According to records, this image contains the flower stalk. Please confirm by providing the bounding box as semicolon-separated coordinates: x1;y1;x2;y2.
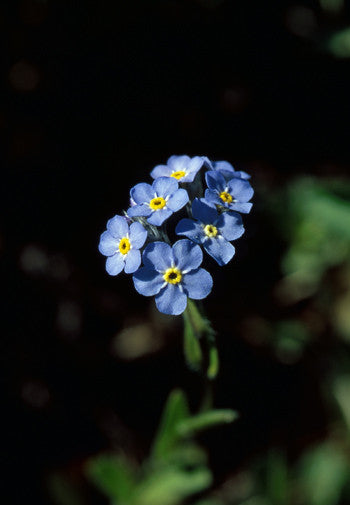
182;299;219;380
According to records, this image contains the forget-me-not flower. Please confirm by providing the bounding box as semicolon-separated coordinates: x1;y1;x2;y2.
204;170;254;214
203;157;250;181
127;177;189;226
98;215;147;275
132;239;213;315
150;155;205;183
176;199;244;266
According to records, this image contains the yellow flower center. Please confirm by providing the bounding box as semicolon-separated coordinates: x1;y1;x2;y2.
219;191;233;204
171;170;186;180
163;267;182;284
119;237;131;255
203;224;218;238
149;196;166;210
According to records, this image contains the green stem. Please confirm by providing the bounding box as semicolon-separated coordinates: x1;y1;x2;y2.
199;378;213;412
182;300;219;380
182;306;202;372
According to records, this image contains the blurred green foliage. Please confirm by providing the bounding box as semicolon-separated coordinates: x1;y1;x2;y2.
263;177;350;361
329;27;350;58
275;178;350;302
86;390;237;505
320;0;344;13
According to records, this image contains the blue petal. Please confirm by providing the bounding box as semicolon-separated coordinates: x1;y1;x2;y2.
143;241;173;272
106;254;125;276
188;156;205;173
175;219;204;243
203;190;221;207
153;176;178;197
127;203;153;217
235;170;251;180
227;178;254;202
180;173;195;182
229;202;253;214
213;161;238;181
166;188;189;212
167;155;190;171
214;161;235;173
192;198;218;223
212;161;250;180
147;207;173;226
181;156;205;182
129;221;147;248
150;164;172;179
182;268;213;299
205;170;226;191
107;215;129;239
204;237;235;266
133;266;165;296
217;211;244;240
131;182;154;204
124;249;141;273
155;284;187;315
98;231;118;256
172;239;203;272
202;156;214;170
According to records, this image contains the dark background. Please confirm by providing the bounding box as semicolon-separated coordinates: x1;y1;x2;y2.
2;1;350;504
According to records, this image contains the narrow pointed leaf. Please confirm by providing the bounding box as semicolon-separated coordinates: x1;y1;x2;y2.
176;409;239;437
151;389;190;460
85;453;136;503
133;465;212;505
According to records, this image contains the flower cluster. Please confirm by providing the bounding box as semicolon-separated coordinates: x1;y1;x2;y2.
98;155;253;315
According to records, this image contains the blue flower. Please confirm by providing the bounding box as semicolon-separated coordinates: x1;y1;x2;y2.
175;199;244;266
150;155;205;183
98;215;147;275
132;239;213;315
204;170;253;214
203;157;250;181
127;177;189;226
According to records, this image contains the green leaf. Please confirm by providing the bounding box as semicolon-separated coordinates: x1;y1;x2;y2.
151;389;190;460
158;444;208;468
176;409;239;437
297;441;350;505
266;450;289;505
85;453;136;503
132;465;212;505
